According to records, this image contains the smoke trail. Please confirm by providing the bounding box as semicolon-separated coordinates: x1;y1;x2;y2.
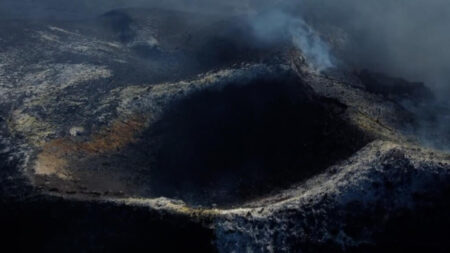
289;18;333;71
2;0;447;149
251;10;334;71
295;0;450;100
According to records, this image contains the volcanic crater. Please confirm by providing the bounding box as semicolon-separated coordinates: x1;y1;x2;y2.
2;7;450;252
32;71;371;208
133;74;369;206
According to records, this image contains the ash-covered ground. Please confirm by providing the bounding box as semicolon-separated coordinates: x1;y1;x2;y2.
1;7;449;253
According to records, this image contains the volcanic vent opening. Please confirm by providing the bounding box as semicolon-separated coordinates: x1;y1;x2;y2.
124;73;370;207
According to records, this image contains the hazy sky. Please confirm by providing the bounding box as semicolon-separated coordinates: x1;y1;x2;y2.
0;0;270;19
296;0;450;98
1;0;449;97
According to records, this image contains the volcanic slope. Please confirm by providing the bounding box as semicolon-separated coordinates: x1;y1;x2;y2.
1;8;449;253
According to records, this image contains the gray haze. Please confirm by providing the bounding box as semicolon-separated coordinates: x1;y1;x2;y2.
295;0;450;101
0;0;271;19
250;10;334;71
290;0;450;150
1;0;448;148
1;0;448;97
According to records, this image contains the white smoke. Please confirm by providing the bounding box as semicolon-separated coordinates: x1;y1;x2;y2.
289;18;333;71
250;10;334;72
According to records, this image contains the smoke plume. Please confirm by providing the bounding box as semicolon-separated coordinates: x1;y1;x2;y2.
250;10;334;71
1;0;449;149
2;0;448;96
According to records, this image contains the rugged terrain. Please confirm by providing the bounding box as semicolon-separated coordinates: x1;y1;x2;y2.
1;8;449;252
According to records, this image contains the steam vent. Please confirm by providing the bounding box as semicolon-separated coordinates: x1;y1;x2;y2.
1;7;450;253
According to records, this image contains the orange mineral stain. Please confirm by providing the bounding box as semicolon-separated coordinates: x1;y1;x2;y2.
33;116;147;179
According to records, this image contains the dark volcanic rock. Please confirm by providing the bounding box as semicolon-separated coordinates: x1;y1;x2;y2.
356;69;434;101
0;8;449;253
0;196;216;252
142;72;369;206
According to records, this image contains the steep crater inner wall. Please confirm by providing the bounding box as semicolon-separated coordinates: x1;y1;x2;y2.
120;74;370;207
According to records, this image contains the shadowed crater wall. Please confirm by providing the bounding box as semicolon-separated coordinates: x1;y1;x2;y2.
121;73;370;207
